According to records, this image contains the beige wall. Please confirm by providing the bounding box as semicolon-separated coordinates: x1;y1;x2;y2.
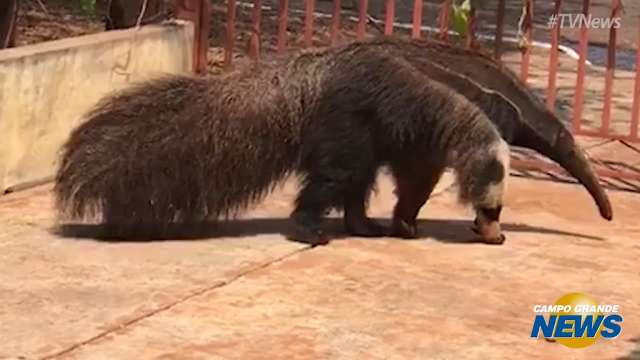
0;21;194;193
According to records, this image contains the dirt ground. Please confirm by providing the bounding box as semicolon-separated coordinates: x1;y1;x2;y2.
1;172;639;359
13;0;104;46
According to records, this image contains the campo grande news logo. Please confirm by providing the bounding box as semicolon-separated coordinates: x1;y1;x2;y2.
530;292;623;348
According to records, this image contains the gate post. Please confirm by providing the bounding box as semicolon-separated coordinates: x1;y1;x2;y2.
0;0;18;48
176;0;211;74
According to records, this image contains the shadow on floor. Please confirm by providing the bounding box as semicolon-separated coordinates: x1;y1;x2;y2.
53;216;605;243
617;337;640;360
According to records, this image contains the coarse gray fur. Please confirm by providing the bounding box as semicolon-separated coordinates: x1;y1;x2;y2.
54;42;509;243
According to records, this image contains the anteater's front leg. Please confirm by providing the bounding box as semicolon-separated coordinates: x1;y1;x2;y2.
390;161;446;238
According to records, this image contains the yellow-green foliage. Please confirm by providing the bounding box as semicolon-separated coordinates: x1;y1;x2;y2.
451;0;471;36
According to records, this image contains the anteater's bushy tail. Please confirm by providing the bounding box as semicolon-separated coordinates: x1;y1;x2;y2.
54;73;300;236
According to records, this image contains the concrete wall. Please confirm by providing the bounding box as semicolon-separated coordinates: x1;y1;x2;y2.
0;21;194;193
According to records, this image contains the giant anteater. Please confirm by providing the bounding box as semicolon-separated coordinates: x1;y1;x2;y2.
55;41;512;244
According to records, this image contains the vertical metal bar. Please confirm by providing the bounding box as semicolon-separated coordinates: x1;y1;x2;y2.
224;0;236;67
494;0;505;59
412;0;423;39
384;0;395;35
0;0;18;48
572;0;591;132
330;0;341;44
176;0;210;74
277;0;289;54
357;0;368;40
197;0;211;73
304;0;315;47
248;0;262;60
520;0;533;82
438;0;451;41
546;0;562;110
631;18;640;140
175;0;192;69
465;2;476;48
601;0;621;136
174;0;196;21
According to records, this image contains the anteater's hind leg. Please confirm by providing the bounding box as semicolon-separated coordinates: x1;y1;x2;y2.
390;159;446;238
291;113;383;244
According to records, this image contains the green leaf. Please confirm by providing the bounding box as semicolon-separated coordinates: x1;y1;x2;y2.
451;0;471;36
